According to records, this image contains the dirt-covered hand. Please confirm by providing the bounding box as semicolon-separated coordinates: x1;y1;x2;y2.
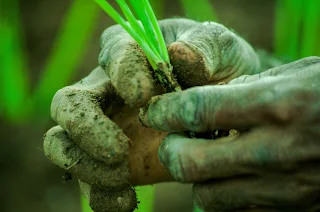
99;18;261;107
140;57;320;211
43;18;262;212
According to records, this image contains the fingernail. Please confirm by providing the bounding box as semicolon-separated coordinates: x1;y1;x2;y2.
158;140;167;166
138;95;162;128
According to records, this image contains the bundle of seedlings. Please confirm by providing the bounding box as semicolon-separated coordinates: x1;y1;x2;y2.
44;0;261;211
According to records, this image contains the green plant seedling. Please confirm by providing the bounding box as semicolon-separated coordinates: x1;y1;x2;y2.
95;0;181;92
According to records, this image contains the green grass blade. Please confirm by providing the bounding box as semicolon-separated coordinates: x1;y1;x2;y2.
116;0;162;61
116;0;148;40
81;194;93;212
129;0;161;57
0;0;31;121
274;0;303;60
32;0;100;116
300;0;320;57
142;0;169;63
180;0;217;21
95;0;160;69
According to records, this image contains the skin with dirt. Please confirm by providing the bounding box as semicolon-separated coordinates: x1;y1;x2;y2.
44;18;280;212
140;57;320;211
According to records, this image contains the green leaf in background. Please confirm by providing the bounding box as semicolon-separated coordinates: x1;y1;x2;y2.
274;0;320;60
179;0;217;21
150;0;165;19
0;0;30;122
274;0;303;60
32;0;100;116
301;0;320;58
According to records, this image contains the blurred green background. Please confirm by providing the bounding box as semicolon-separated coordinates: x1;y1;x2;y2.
0;0;319;211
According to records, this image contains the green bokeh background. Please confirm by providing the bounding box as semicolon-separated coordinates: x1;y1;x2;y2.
0;0;319;212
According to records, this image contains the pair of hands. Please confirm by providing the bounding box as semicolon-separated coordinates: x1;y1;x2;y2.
44;18;320;212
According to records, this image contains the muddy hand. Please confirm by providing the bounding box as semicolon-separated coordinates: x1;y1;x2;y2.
140;57;320;211
44;18;262;212
99;18;261;105
43;67;138;212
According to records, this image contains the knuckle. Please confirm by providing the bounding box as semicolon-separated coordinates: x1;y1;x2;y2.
229;75;251;84
219;31;237;51
193;184;217;211
100;24;123;49
269;84;313;124
264;67;282;76
285;181;317;205
299;56;320;66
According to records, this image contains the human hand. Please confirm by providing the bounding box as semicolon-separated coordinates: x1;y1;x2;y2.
44;18;261;212
140;57;320;211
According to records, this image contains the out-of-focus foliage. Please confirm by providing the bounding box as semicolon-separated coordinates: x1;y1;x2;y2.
33;0;100;116
274;0;320;60
180;0;217;21
0;0;100;122
0;0;30;122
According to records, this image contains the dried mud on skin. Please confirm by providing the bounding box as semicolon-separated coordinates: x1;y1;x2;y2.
44;126;131;187
79;181;137;212
45;25;262;210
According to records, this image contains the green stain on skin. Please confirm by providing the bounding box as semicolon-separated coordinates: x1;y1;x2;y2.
254;145;271;166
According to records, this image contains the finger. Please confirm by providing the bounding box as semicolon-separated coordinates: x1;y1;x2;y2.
165;20;261;88
139;75;315;132
229;56;320;85
43;126;131;187
79;181;137;212
158;127;320;183
99;25;160;108
51;67;130;164
193;175;320;212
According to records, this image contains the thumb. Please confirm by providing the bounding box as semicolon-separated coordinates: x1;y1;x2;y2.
167;21;261;88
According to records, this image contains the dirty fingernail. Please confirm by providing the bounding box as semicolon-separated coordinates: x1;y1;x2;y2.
138;105;150;128
158;140;167;166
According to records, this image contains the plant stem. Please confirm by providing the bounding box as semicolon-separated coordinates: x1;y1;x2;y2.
155;63;181;92
142;0;170;63
130;0;161;55
96;0;181;92
95;0;161;70
116;0;162;61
